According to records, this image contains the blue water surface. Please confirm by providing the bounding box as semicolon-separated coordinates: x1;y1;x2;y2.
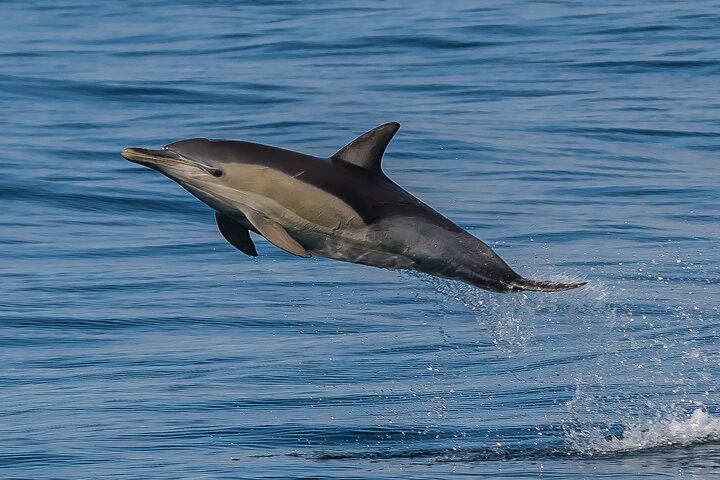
2;1;720;478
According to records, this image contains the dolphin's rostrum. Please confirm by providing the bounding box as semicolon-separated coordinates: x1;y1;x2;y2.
122;123;586;293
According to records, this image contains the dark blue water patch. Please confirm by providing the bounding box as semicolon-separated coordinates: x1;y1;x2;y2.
553;185;715;201
0;332;111;348
575;60;720;72
583;25;679;35
453;23;545;36
0;452;81;468
0;309;423;333
217;36;504;58
370;84;592;100
0;180;206;218
226;423;563;449
0;74;298;106
549;126;720;140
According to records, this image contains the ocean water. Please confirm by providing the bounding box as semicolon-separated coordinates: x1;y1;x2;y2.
1;1;719;478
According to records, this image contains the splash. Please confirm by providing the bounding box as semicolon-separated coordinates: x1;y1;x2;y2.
406;270;605;351
403;267;720;461
568;407;720;455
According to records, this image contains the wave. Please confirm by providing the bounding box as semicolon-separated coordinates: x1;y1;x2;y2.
569;407;720;456
253;408;720;463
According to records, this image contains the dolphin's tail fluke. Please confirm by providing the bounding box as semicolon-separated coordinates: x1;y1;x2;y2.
506;277;587;292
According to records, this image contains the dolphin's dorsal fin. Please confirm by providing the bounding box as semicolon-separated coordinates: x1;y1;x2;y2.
331;122;400;171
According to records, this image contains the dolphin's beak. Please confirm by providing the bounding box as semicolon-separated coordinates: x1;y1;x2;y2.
121;147;182;168
122;147;220;178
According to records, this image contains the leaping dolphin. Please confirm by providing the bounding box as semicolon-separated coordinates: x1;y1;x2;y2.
122;122;586;293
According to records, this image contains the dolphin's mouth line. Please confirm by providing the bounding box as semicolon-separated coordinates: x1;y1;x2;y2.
121;147;216;174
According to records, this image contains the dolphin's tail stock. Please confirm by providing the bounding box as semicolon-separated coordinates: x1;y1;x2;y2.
457;238;587;293
505;277;587;292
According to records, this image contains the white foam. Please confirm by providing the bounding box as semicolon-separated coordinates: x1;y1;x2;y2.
576;408;720;454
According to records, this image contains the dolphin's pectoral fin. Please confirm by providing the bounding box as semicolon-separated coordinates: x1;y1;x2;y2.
331;122;400;172
215;212;258;257
243;210;311;258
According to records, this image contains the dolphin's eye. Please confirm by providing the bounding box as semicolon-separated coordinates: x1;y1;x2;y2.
211;169;224;178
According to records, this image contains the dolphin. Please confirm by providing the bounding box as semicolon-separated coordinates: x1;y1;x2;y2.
122;122;586;293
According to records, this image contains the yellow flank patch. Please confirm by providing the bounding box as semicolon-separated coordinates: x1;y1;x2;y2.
222;164;364;232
